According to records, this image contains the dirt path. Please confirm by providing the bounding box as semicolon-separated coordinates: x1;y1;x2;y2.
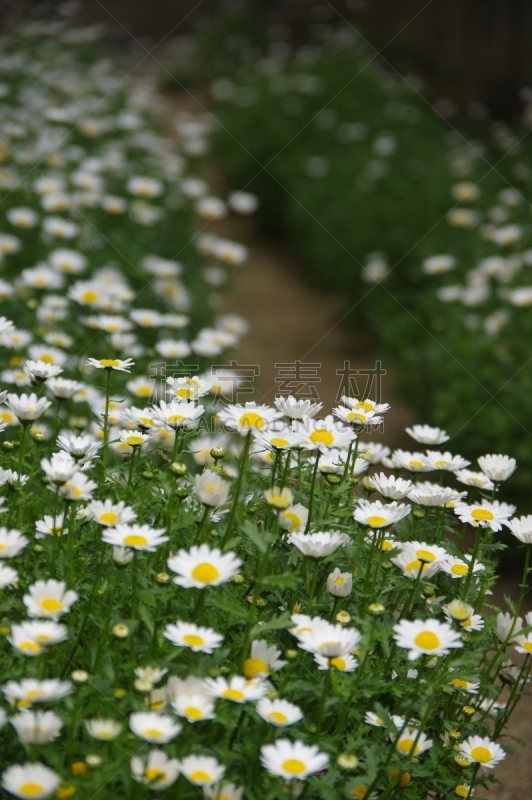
163;90;532;800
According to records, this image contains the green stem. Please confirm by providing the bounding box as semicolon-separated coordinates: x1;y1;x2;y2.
195;505;211;544
304;455;320;534
100;369;112;487
17;423;29;473
221;431;251;547
462;526;483;600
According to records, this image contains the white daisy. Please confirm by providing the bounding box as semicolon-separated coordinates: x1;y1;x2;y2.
256;698;303;726
167;545;242;589
163;620;223;653
129;712;181;743
260;738;329;781
393;618;463;661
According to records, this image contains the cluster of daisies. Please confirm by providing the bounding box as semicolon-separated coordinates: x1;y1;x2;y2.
0;11;532;800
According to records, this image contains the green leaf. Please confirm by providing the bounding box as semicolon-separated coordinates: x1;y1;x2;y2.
242;520;273;554
207;594;249;620
250;611;293;639
262;572;301;589
138;604;154;635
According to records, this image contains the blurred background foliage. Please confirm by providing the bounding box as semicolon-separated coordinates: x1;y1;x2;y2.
4;0;532;512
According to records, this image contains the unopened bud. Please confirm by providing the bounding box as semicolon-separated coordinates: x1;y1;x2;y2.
170;461;187;476
210;446;225;461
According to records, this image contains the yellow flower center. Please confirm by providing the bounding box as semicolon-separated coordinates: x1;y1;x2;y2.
136;387;151;397
470;746;492;763
183;634;204;647
455;787;470;798
450;678;469;690
40;354;54;364
145;768;165;781
366;515;386;527
184;706;203;721
83;291;99;303
270;437;290;448
190;771;211;783
126;435;145;445
310;429;334;446
124;534;147;547
243;657;269;679
355;400;373;411
268;711;288;724
381;540;394;550
352;786;369;799
19;784;44;797
99;359;120;368
334;576;345;585
144;728;163;738
20;641;41;652
41;598;62;612
330;656;347;670
282;512;301;530
409;460;424;468
192;563;219;583
282;759;306;775
405;559;424;573
223;688;245;701
397;738;419;755
167;414;186;424
177;388;195;398
99;512;117;525
415;549;436;562
471;508;494;521
239;412;264;429
435;460;448;467
346;412;366;422
451;563;468;576
414;631;440;650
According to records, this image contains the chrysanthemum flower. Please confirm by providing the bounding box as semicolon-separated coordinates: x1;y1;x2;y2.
313;653;358;672
87;499;137;527
129;712;181;743
453;500;514;531
298;414;355;451
441;556;484;579
178;755;225;787
278;503;309;532
86;357;135;372
260;738;329;780
257;697;303;726
288;530;349;558
394;727;433;756
406;424;449;445
171;692;216;723
10;710;62;744
460;736;506;769
218;402;282;435
327;568;353;597
5;393;51;421
274;395;323;420
454;469;494;490
131;749;179;789
393;618;463;660
163;620;223;653
243;639;287;679
86;719;122;740
424;451;470;471
506;515;532;543
365;473;412;499
204;783;243;800
354;499;410;528
0;564;18;587
478;454;516;481
1;762;60;799
2;679;73;705
194;470;230;507
23;580;78;620
102;524;168;551
167;545;242;589
152;399;204;430
389;449;434;472
58;472;97;501
205;675;267;703
296;618;361;657
0;528;28;558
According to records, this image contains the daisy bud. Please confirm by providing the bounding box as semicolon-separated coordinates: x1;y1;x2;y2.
2;441;15;450
175;486;192;499
32;432;46;443
362;476;375;491
285;649;298;660
337;754;358;770
368;602;385;616
210;446;225;461
413;509;425;518
71;670;89;683
113;546;134;566
71;762;87;776
114;688;127;698
454;755;471;767
170;462;187;476
85;755;102;767
423;585;435;597
156;572;170;584
455;786;473;797
336;610;351;625
462;705;475;716
327;569;353;597
134;678;153;693
325;473;342;486
112;623;129;638
141;470;154;479
231;574;245;584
